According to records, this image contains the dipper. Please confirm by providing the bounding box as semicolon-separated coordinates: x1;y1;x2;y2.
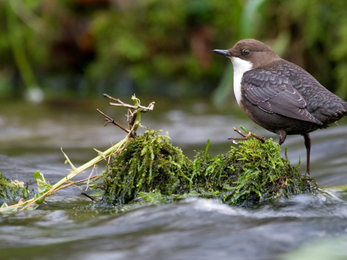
213;39;347;176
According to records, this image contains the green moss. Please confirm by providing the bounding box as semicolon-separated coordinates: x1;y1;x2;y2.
99;129;318;209
0;173;31;206
101;130;192;206
200;138;314;206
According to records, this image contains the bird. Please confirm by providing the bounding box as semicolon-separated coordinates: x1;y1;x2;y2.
213;39;347;176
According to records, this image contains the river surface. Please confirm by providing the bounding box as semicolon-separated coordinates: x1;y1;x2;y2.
0;98;347;260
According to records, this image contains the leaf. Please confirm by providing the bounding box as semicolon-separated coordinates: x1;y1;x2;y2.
33;171;41;180
240;125;249;134
204;139;210;160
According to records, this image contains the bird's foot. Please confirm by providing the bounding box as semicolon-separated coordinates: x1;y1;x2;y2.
305;179;312;191
305;170;310;177
305;171;313;190
229;127;265;143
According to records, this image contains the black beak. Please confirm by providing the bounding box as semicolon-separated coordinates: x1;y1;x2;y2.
213;49;230;57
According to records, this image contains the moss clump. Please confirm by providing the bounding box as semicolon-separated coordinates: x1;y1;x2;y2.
101;130;192;206
99;129;318;208
0;173;31;206
194;138;315;207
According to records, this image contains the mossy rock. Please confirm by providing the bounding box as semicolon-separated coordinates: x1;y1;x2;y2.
99;129;318;208
101;130;192;206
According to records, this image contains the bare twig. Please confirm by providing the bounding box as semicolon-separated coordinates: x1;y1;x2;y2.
229;127;265;143
98;94;154;138
103;93;155;112
96;108;132;135
127;109;137;129
81;192;97;201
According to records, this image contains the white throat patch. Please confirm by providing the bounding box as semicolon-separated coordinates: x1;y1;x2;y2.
231;57;253;105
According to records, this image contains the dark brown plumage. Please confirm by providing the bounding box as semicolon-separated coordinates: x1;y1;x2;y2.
214;39;347;175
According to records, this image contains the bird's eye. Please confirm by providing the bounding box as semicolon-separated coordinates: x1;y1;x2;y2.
242;49;250;55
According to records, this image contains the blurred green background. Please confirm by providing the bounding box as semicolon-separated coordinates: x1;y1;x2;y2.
1;0;347;105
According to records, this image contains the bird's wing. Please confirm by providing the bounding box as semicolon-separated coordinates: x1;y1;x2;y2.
241;69;322;125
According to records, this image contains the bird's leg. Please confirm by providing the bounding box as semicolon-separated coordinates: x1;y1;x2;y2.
303;133;311;176
279;131;312;179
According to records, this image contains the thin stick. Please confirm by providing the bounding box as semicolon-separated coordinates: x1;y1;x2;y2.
229;127;265;143
103;93;155;112
96;109;130;134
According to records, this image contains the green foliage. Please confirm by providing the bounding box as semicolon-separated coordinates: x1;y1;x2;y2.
88;0;241;94
0;170;52;210
99;129;317;209
2;0;347;99
0;173;31;206
33;170;52;204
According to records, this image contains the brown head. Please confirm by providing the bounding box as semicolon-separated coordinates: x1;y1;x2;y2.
213;39;280;69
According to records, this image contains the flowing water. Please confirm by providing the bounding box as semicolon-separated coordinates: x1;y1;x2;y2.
0;99;347;260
